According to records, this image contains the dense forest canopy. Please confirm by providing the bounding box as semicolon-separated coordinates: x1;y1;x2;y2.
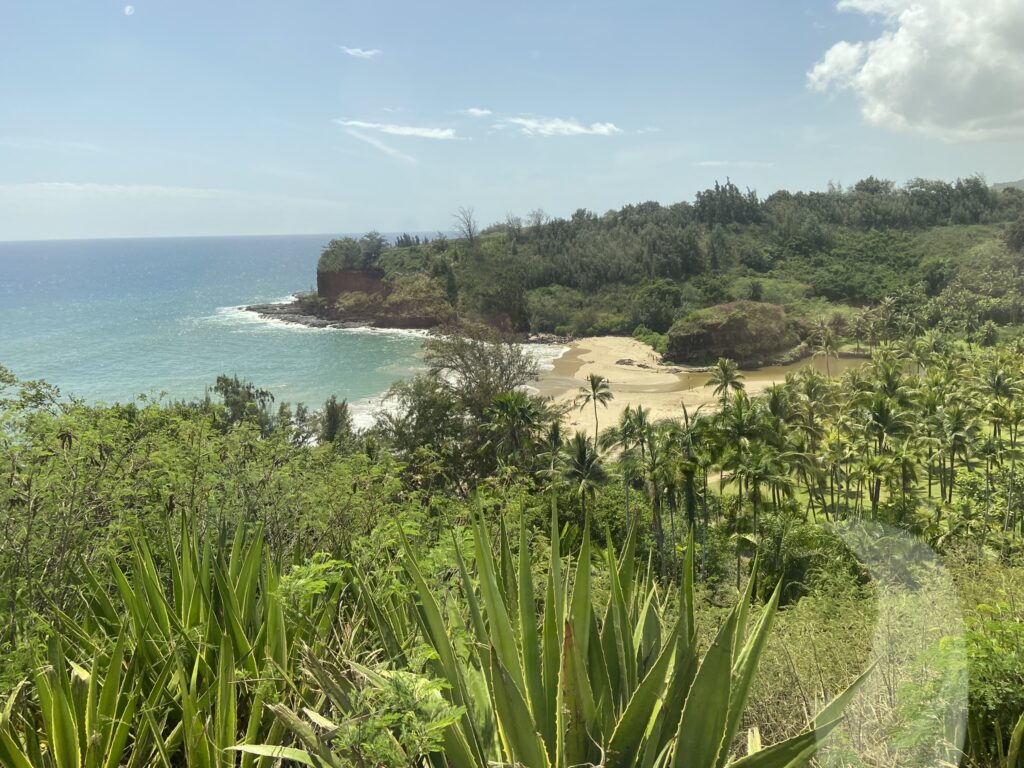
316;177;1024;348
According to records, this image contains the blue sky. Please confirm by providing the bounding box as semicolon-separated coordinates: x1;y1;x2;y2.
1;0;1022;240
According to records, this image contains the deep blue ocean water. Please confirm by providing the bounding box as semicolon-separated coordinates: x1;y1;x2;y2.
0;234;429;424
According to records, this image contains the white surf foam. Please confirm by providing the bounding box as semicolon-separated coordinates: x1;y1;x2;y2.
523;343;570;372
199;301;432;339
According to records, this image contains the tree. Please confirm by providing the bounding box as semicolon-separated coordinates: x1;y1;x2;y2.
320;395;353;447
423;330;539;421
504;212;523;243
453;206;478;244
576;373;613;450
483;390;547;468
557;431;608;524
707;358;745;406
212;375;275;435
813;323;839;378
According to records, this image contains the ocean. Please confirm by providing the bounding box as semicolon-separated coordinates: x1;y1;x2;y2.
0;234;440;427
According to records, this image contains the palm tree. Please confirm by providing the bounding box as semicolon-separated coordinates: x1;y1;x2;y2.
707;357;744;407
599;403;650;457
850;309;871;355
557;431;609;524
576;373;614;450
483;390;547;468
537;418;564;477
940;401;979;504
600;405;651;526
813;325;839;378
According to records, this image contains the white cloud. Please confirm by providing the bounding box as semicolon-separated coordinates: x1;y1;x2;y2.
502;116;622;137
340;46;382;59
344;130;417;165
334;119;458;140
807;40;865;92
123;5;134;16
808;0;1024;141
695;160;775;169
462;107;492;118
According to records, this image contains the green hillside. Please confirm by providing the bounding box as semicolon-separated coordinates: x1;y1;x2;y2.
318;177;1024;361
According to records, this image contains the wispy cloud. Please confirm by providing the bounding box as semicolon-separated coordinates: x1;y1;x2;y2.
461;107;492;118
0;137;109;154
340;46;382;59
502;116;622;137
695;160;775;169
344;130;417;165
334;119;458;140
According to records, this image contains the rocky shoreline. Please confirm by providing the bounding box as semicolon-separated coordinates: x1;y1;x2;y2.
244;299;440;331
245;300;581;344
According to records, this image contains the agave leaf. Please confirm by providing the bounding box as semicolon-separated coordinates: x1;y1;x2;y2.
489;649;550;768
746;727;762;756
472;512;526;693
0;732;34;768
672;608;739;768
453;538;488;654
402;535;487;765
719;581;782;768
734;552;760;659
680;527;696;647
518;517;545;729
605;621;680;768
603;528;634;704
560;618;598;766
215;635;236;761
498;514;520;634
102;693;137;768
811;661;876;732
212;563;258;679
568;524;592;663
617;517;639;606
728;717;847;767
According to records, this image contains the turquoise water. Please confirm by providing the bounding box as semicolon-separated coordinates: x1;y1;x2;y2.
0;235;429;424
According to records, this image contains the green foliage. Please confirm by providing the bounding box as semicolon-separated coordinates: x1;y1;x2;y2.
258;517;867;767
311;180;1024;338
667;301;794;364
318;232;389;273
632;324;668;355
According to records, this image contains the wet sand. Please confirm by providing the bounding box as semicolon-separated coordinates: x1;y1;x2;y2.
535;336;861;436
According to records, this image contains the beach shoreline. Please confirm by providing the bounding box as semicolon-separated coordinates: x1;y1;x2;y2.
535;336;862;436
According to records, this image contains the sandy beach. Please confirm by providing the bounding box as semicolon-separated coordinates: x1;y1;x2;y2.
534;336;858;436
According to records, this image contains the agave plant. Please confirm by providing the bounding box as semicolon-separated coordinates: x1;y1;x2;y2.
246;507;870;767
2;519;348;768
0;633;147;768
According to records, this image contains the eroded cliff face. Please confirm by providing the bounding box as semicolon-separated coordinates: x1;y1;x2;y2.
306;267;454;329
666;300;796;365
316;268;387;301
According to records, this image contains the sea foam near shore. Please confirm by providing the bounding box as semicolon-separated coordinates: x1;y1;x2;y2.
205;299;432;339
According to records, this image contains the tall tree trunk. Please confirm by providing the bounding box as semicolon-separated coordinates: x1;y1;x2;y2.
948;453;956;504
